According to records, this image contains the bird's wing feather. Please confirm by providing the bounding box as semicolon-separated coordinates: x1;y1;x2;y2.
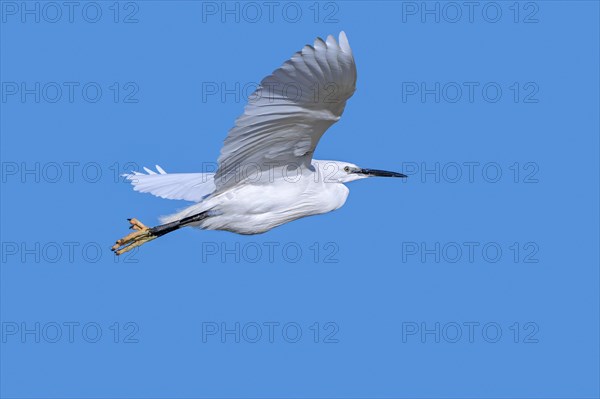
214;31;356;191
124;166;215;202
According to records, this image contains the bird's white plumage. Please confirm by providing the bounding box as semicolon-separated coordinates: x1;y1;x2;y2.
158;160;359;234
214;31;356;191
121;32;396;236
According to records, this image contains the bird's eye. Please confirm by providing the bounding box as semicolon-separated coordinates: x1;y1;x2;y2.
344;166;350;172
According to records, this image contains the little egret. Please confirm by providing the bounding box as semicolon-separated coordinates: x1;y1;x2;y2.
112;32;406;255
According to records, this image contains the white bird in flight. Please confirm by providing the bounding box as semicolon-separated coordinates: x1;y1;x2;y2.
112;32;406;255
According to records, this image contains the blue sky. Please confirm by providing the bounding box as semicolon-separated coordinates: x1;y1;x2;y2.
1;1;599;398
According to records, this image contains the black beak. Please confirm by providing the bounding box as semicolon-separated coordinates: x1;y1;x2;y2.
358;168;407;178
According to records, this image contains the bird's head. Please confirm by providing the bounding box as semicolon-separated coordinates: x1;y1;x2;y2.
314;160;407;184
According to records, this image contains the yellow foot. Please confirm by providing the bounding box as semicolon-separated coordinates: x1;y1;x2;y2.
111;218;157;256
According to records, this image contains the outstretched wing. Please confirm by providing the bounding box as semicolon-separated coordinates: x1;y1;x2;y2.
214;31;357;191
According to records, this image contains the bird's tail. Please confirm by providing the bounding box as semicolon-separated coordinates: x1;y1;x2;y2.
123;165;216;202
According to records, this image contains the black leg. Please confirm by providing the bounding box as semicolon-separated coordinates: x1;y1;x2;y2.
149;211;210;238
112;211;210;255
